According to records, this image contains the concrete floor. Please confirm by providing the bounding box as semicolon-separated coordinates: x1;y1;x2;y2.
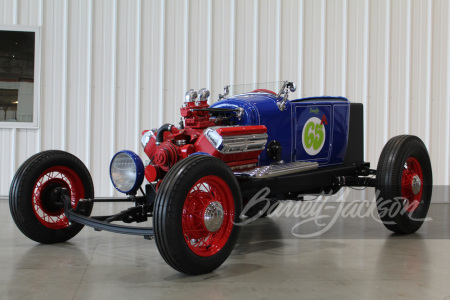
1;199;450;300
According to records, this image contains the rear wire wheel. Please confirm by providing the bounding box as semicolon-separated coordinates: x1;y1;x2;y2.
376;135;432;234
9;150;94;243
154;155;242;275
400;157;423;213
32;166;85;229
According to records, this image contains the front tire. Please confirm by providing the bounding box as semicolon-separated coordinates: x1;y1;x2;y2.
376;135;432;234
9;150;94;243
153;155;242;275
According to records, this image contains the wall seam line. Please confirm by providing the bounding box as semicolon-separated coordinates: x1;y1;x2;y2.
252;0;259;85
158;0;166;124
135;0;142;154
61;0;68;151
424;0;432;148
298;0;304;97
405;0;411;134
383;0;391;143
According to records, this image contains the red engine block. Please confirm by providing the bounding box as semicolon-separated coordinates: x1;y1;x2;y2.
180;99;216;128
142;100;267;183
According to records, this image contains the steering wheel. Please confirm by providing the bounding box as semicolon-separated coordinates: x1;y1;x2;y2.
252;89;277;95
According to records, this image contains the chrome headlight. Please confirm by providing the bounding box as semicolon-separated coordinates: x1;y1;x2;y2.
110;150;145;194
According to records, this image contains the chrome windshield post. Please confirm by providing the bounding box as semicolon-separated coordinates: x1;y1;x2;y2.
276;81;296;111
218;85;230;100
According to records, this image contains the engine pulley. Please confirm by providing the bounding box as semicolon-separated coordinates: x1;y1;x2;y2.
153;141;178;171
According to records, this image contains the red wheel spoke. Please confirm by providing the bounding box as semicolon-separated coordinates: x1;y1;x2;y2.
183;228;205;233
193;235;211;248
401;157;423;213
200;182;210;192
182;175;234;257
184;208;203;215
32;166;85;229
408;162;418;174
186;213;203;220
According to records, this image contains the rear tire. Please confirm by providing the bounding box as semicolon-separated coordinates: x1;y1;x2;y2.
9;150;94;244
376;135;432;234
153;155;242;275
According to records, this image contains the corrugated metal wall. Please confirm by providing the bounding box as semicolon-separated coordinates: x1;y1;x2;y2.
0;0;449;198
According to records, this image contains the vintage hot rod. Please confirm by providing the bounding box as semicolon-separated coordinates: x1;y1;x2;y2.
9;81;432;274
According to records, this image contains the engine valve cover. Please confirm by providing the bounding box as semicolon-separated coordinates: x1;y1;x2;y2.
195;125;268;164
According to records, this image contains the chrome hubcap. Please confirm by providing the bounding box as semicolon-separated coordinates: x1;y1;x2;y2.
411;175;422;195
203;201;224;232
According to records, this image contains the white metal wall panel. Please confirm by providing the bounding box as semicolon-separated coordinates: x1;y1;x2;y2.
210;0;234;97
430;0;450;188
140;0;164;130
90;0;118;196
0;0;449;199
279;0;301;95
66;0;91;162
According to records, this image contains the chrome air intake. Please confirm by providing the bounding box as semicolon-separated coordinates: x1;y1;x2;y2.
203;126;268;154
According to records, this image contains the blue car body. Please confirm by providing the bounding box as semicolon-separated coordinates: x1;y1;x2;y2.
211;93;350;167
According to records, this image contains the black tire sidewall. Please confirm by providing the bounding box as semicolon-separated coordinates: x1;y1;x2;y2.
9;150;94;244
154;155;242;275
376;136;433;234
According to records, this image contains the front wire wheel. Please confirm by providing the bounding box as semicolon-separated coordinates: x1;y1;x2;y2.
182;175;234;257
154;155;242;275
